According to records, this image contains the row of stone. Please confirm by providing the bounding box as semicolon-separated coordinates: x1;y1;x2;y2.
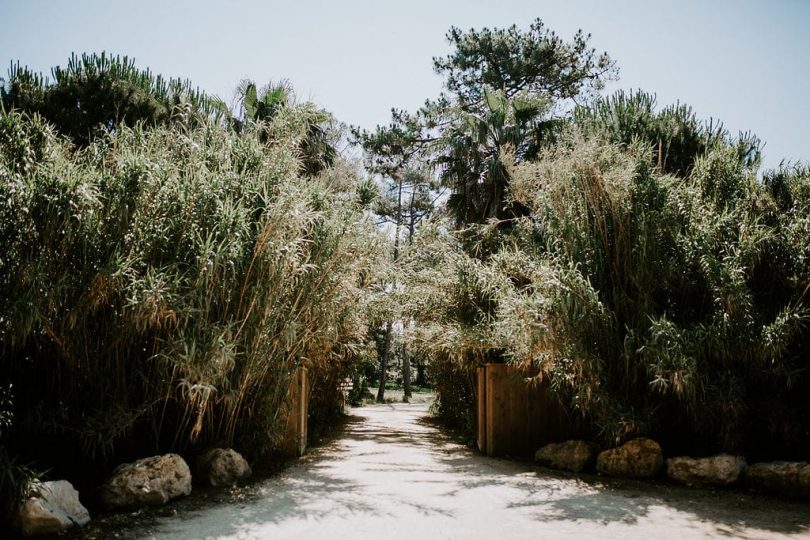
14;448;252;537
535;438;810;497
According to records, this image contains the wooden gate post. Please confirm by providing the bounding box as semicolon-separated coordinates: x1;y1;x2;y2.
485;364;509;456
477;363;568;457
476;366;487;452
279;366;308;457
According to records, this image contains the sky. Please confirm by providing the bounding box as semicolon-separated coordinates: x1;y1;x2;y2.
1;0;808;170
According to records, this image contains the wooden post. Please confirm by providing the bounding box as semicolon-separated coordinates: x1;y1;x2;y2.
485;364;509;456
509;369;528;455
479;363;569;458
279;366;308;457
476;366;487;452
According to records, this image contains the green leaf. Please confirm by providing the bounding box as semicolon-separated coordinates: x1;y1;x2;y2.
243;83;258;119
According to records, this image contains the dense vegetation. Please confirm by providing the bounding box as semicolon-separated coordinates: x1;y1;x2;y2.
0;55;384;517
1;16;809;524
357;21;810;460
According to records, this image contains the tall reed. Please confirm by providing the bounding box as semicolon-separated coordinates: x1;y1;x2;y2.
0;104;383;489
405;127;810;457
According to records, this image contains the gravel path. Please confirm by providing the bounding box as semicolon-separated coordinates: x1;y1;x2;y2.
132;399;810;540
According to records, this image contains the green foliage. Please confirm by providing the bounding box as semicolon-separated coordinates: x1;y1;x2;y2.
427;356;476;434
397;223;503;430
408;127;810;456
1;52;222;146
0;383;36;522
573;90;761;177
441;87;553;224
353;106;444;403
389;20;808;457
240;80;289;122
0;447;36;523
516;136;808;454
347;354;379;406
352;108;440;233
353;19;619;411
0;104;383;475
234;79;337;176
434;18;616;107
432;20;616;225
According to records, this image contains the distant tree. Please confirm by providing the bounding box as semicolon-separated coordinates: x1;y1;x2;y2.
234;79;337;176
359;110;440;238
236;79;292;125
434;19;615;108
353;109;442;401
439;87;553;224
432;19;617;225
1;57;337;176
573;90;761;178
0;52;219;146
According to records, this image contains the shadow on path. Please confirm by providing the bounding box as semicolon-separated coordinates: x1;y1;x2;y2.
80;399;810;539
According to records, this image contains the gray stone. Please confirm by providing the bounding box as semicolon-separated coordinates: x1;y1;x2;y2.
15;480;90;537
666;454;746;487
596;438;664;478
534;440;595;473
745;461;810;498
196;448;252;487
100;453;191;509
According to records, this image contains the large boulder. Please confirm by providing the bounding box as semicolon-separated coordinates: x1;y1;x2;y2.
15;480;90;537
596;438;664;478
100;453;192;509
745;461;810;498
534;440;595;473
196;448;252;487
666;454;746;487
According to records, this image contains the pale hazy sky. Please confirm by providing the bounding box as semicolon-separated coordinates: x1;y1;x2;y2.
1;0;807;169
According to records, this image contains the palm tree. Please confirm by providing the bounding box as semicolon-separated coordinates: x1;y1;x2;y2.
237;79;292;124
441;87;556;225
233;79;335;176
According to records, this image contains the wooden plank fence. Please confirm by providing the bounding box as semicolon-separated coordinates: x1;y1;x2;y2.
476;363;568;458
278;366;309;457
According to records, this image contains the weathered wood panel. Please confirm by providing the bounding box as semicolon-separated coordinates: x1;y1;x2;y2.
278;366;309;457
476;366;487;453
486;364;511;456
477;363;568;458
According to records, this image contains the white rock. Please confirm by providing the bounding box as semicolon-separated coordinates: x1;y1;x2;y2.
15;480;90;537
100;453;191;509
196;448;252;487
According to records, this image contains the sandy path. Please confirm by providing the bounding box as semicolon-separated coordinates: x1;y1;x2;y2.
133;399;810;540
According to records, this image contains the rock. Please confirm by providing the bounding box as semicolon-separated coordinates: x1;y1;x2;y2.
196;448;252;487
745;461;810;498
534;440;595;473
15;480;90;537
666;454;746;487
100;453;192;509
596;438;664;478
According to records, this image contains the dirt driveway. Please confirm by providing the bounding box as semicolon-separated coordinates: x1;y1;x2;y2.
127;398;809;539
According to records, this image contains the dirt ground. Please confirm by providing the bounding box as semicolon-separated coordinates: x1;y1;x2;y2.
76;396;810;540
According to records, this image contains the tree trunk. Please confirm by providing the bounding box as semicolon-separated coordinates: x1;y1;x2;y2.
415;358;427;387
378;175;404;404
402;342;412;401
376;321;392;402
400;189;417;402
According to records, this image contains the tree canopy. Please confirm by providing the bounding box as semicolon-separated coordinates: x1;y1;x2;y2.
432;19;617;225
0;52;220;146
434;19;616;108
